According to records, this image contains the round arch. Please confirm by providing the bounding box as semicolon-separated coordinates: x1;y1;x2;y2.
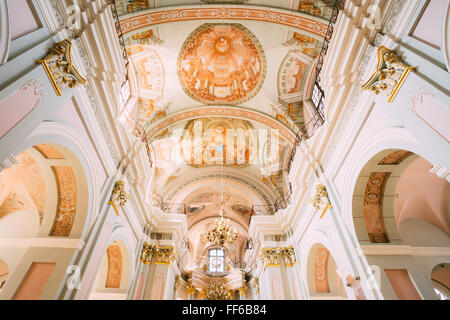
350;148;450;246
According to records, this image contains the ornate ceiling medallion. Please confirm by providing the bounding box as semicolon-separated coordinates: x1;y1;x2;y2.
177;23;266;105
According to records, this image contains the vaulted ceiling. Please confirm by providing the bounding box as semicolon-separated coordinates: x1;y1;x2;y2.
114;0;335;266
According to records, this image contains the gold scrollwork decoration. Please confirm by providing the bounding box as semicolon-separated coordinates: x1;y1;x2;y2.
37;39;86;96
108;180;129;216
310;184;332;218
140;243;176;265
362;46;415;103
259;246;296;270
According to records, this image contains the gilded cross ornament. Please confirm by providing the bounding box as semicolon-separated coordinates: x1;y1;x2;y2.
108;180;129;216
310;184;332;218
140;243;176;265
259;246;296;270
37;39;86;96
362;46;415;103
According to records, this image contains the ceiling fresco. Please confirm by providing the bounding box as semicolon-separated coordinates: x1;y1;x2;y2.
177;24;266;105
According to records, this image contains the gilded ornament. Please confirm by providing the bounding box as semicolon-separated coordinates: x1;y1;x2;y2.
309;184;332;218
362;46;415;103
37;39;86;96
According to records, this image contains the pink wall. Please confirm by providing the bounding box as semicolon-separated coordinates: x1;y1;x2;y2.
13;262;56;300
9;0;40;40
151;273;165;300
394;157;450;235
412;0;447;49
272;274;284;300
412;92;450;143
0;83;41;139
385;269;422;300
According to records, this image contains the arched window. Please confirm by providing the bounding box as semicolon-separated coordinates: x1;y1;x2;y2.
208;248;225;273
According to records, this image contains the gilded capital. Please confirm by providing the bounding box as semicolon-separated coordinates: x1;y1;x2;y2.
362;46;414;103
37;39;86;96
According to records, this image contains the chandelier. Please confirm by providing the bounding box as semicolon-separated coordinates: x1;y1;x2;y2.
201;204;237;246
205;280;233;300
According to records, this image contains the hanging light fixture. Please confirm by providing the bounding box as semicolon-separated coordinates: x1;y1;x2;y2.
201;166;237;246
201;202;237;246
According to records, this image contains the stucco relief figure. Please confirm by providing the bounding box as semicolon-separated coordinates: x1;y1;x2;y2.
178;24;266;105
105;245;122;288
298;0;333;19
298;1;322;16
314;248;330;293
363;172;389;243
50;166;77;237
126;0;149;13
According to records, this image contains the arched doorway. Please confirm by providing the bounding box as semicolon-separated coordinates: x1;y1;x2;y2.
0;143;90;299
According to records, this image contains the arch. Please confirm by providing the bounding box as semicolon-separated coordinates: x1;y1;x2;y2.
0;121;101;300
306;243;347;299
431;263;450;300
118;5;329;39
145;106;297;145
164;166;277;209
351;149;450;246
0;141;92;299
17;121;100;240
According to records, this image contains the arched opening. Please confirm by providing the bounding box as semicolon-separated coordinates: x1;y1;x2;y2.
431;263;450;300
352;149;450;246
89;240;130;300
306;243;347;299
0;143;90;299
351;149;449;300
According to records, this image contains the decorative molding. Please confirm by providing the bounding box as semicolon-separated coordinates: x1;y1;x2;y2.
149;232;173;240
430;163;449;180
37;39;86;96
361;46;414;103
0;0;10;65
0;154;17;170
119;6;330;38
383;0;407;36
263;234;287;242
